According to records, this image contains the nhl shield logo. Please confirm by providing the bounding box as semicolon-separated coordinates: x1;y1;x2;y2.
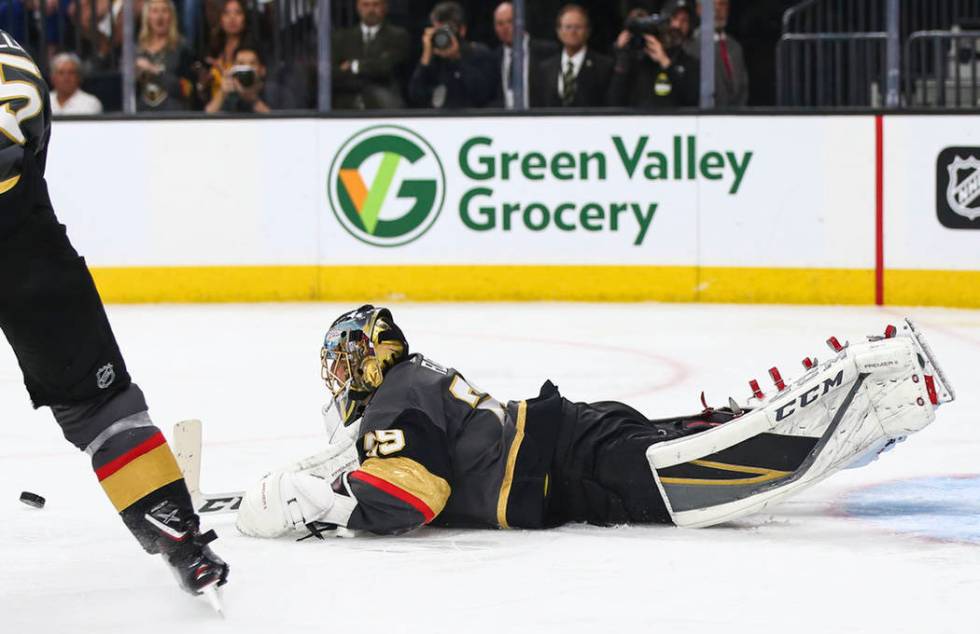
96;363;115;389
936;147;980;229
946;155;980;220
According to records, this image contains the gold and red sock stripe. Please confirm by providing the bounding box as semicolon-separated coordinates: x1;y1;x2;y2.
96;431;183;512
351;457;451;524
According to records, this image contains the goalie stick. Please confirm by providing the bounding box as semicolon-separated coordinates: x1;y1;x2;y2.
172;420;244;515
172;419;359;516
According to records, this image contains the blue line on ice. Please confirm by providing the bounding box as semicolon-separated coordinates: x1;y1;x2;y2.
840;475;980;544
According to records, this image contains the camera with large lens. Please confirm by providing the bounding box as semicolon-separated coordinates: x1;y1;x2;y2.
431;25;457;51
624;13;675;48
231;65;257;89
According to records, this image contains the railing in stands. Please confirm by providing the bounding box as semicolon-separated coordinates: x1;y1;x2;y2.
905;30;980;108
783;0;980;36
777;33;889;107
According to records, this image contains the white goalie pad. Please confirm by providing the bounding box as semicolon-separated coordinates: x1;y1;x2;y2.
646;318;954;528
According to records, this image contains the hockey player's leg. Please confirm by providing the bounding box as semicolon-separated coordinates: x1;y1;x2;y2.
645;322;954;528
0;212;228;594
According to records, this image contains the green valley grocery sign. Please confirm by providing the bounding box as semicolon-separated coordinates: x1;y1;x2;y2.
327;125;753;247
328;125;446;247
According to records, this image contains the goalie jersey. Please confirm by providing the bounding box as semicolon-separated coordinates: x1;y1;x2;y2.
340;354;564;534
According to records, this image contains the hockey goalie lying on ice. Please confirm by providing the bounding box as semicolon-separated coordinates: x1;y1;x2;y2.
231;306;955;538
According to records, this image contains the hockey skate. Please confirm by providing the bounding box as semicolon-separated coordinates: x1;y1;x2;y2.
646;319;955;528
144;500;229;612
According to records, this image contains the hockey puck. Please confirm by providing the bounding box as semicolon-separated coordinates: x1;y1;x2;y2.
19;491;45;509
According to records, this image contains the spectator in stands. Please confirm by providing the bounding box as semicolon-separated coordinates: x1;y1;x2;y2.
407;1;496;109
332;0;410;110
491;1;558;109
668;0;693;42
608;0;699;108
72;0;131;68
684;0;748;107
531;4;613;108
612;5;693;61
203;0;256;100
206;46;293;113
135;0;199;111
50;52;104;115
613;6;649;50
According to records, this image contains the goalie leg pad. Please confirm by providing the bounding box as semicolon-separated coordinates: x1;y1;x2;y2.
647;333;944;528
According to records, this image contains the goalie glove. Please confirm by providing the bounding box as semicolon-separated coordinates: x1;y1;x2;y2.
278;433;360;480
236;470;357;538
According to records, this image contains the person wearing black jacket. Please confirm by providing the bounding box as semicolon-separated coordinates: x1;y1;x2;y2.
609;18;699;108
407;1;496;109
332;0;411;110
491;1;559;109
531;4;613;108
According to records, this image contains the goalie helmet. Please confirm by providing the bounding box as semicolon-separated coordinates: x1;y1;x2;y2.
321;305;409;426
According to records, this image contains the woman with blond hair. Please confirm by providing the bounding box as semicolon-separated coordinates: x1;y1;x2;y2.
135;0;200;110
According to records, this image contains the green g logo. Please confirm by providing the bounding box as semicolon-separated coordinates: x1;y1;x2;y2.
328;125;445;247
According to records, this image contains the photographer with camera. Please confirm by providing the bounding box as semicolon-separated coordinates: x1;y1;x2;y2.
609;0;699;109
407;1;496;109
205;47;276;113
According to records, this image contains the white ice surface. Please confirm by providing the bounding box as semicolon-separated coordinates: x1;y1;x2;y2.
1;303;978;634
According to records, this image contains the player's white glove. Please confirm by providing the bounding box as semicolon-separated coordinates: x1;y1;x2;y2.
236;471;336;538
279;434;359;480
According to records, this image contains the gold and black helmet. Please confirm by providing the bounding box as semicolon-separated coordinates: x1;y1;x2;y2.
321;305;409;426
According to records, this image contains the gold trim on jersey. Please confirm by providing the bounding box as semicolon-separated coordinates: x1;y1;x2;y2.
659;460;792;486
496;400;527;529
0;173;19;194
358;457;451;517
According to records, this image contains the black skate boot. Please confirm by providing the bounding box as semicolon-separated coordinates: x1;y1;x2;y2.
144;500;229;597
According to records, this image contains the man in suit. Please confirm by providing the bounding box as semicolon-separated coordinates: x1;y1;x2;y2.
491;1;558;109
684;0;749;107
531;4;613;108
332;0;411;110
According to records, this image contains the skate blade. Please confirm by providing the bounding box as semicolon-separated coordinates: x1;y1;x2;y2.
200;582;225;618
903;318;956;403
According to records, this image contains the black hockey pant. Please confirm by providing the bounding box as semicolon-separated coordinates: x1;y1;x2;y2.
549;398;723;526
0;150;146;448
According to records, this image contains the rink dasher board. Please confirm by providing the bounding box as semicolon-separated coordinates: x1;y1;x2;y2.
43;115;980;307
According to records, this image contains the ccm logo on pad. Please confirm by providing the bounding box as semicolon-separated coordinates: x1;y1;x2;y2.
774;371;844;422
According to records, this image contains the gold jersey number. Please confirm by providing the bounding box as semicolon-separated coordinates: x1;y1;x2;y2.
0;52;43;146
363;429;406;458
449;375;507;424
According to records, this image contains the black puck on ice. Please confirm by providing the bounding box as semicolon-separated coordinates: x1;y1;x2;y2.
19;491;45;509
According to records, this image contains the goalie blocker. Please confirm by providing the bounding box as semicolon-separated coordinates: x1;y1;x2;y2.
647;319;954;528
